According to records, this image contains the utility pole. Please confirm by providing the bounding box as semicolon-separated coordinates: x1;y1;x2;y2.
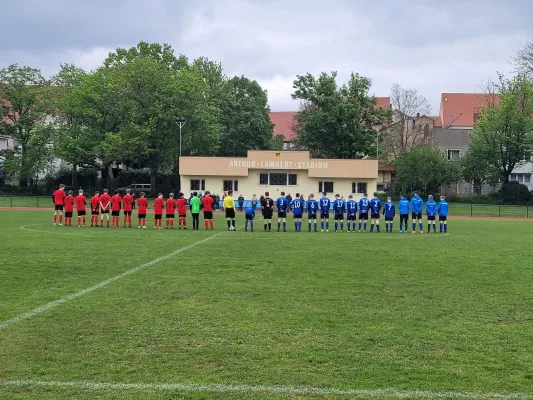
175;116;186;157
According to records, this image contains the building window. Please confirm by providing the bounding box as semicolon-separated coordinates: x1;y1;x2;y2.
288;174;297;185
525;174;531;183
357;182;367;194
318;181;333;193
511;173;531;183
190;179;206;191
351;182;356;194
447;149;461;161
259;173;268;185
269;173;287;185
223;180;238;191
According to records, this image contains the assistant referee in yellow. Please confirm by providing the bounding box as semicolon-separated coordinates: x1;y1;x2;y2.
223;190;237;231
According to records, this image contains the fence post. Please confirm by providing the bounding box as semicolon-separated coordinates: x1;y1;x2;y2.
470;204;473;217
10;196;13;208
37;197;40;209
498;205;501;217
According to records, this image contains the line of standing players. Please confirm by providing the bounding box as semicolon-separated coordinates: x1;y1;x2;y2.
244;190;449;233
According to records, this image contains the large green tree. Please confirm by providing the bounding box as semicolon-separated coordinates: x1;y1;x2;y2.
395;146;459;193
466;74;533;183
218;76;277;156
0;64;54;187
291;71;390;159
51;64;102;186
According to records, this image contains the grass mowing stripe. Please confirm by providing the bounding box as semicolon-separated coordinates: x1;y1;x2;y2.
0;380;532;400
0;226;240;330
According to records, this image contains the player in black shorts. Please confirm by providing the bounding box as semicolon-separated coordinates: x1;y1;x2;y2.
261;192;274;232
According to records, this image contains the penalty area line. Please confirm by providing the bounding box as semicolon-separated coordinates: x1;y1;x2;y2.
0;380;532;400
20;224;94;237
0;227;239;330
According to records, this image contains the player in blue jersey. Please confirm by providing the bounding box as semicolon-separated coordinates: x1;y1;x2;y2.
382;197;395;232
244;205;255;232
358;193;370;232
332;194;345;232
276;192;289;232
369;192;382;233
291;193;303;232
410;190;424;234
425;194;437;233
398;194;410;233
437;195;449;233
307;194;319;232
345;195;358;232
319;192;331;232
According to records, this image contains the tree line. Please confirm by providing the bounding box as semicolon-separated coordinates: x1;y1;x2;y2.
0;42;281;190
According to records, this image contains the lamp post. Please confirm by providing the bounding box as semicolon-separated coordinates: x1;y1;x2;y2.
175;116;186;157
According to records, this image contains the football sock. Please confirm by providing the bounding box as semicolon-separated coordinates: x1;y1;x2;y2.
377;224;380;232
335;222;338;231
358;222;362;231
245;220;248;230
277;222;281;231
314;222;317;231
340;222;344;231
444;223;447;233
78;217;81;226
53;215;57;224
268;222;271;231
370;224;374;232
308;222;311;232
352;222;356;231
294;221;298;231
250;220;254;230
227;220;231;229
142;218;146;226
419;222;423;231
440;223;443;232
364;222;367;231
232;220;235;229
321;221;324;230
428;224;431;233
264;223;267;231
210;220;214;229
83;216;86;225
412;223;416;231
283;222;286;231
433;224;436;232
326;221;329;230
390;222;393;231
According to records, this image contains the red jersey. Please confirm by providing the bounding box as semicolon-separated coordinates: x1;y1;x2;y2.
99;193;111;210
111;194;121;212
176;198;187;215
64;195;75;212
75;195;86;211
53;189;65;206
166;198;176;213
122;194;134;211
201;196;214;212
90;195;100;211
137;197;148;214
154;198;164;215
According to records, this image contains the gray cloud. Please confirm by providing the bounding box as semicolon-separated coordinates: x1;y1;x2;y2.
1;0;530;113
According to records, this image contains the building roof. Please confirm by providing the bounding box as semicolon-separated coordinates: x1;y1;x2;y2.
440;93;500;128
270;96;391;142
430;116;442;127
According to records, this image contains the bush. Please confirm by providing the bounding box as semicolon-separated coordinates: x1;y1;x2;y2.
448;194;500;204
496;183;531;204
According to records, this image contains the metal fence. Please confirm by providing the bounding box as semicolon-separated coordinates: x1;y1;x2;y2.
1;196;533;218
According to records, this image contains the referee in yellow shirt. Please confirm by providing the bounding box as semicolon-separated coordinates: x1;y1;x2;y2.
223;190;237;231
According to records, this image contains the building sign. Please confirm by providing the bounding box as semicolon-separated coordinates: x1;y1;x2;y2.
229;160;328;169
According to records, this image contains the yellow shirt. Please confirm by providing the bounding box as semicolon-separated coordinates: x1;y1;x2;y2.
223;196;236;210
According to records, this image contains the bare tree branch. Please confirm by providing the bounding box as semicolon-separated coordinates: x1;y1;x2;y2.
512;41;533;78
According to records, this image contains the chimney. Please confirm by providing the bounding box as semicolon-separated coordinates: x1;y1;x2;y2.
416;112;420;118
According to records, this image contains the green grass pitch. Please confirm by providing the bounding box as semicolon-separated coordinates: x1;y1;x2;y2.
1;210;533;400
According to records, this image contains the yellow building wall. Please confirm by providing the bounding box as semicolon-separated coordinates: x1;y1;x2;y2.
181;170;377;201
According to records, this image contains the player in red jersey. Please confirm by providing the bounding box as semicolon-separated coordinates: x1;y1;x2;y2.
165;192;176;229
52;184;66;226
176;192;187;229
75;189;87;227
122;189;134;228
201;190;215;230
153;193;164;228
111;190;122;228
63;190;75;226
99;189;111;227
137;192;148;228
90;191;100;227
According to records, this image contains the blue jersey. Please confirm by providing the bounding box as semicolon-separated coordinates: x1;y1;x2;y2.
307;200;319;216
320;197;331;212
383;202;395;219
437;200;449;216
333;198;345;214
359;198;370;213
245;207;255;217
346;199;357;216
398;198;410;214
276;197;288;212
410;195;424;213
426;199;437;216
370;197;382;214
291;199;303;215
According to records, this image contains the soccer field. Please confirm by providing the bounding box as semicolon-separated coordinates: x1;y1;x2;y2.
1;211;533;400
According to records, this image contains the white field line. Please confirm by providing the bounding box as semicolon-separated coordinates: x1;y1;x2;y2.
0;380;531;400
20;224;94;237
0;227;239;330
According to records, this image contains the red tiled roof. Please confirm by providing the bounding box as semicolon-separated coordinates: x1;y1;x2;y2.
375;97;391;109
440;93;500;128
270;111;297;141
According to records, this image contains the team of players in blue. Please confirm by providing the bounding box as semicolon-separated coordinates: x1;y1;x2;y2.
244;190;449;233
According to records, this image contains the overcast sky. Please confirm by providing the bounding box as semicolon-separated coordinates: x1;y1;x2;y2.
2;0;530;113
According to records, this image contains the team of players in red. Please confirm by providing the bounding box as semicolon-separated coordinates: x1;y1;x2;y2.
52;184;215;229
